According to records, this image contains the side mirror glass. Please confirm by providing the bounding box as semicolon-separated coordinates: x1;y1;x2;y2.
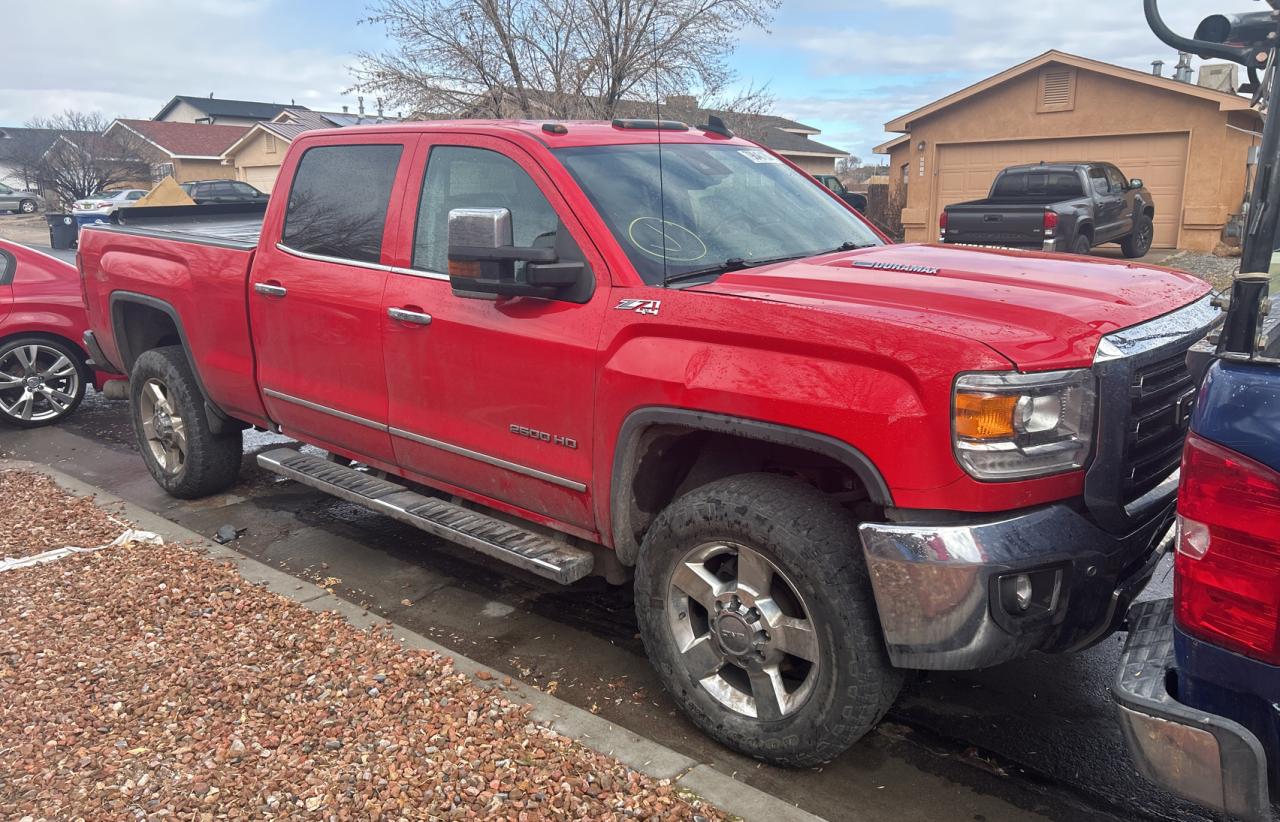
1129;178;1144;190
446;207;581;299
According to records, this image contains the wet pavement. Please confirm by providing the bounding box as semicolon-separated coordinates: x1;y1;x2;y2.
0;390;1256;822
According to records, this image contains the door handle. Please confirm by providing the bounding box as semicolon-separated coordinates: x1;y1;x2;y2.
254;282;287;297
388;307;432;325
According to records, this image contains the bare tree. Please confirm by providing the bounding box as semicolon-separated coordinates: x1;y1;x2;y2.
350;0;780;120
20;111;151;207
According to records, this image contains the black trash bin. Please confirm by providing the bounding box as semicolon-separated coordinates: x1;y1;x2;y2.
46;213;77;250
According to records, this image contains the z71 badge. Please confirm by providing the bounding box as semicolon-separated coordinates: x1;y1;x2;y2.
614;298;662;316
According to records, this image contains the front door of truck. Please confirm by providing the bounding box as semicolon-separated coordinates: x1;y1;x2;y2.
380;135;607;532
249;136;411;465
1088;166;1126;242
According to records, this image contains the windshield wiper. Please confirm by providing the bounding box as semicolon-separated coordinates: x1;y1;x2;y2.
662;241;874;287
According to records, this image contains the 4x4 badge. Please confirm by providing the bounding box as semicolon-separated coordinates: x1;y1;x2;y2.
615;298;661;316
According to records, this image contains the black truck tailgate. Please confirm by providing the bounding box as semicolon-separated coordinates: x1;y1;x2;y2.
943;202;1046;246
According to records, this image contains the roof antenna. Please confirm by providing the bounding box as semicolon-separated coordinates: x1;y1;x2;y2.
655;30;670;288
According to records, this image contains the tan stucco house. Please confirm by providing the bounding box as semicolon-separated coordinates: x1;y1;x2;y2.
104;119;249;185
876;50;1262;251
221;110;402;192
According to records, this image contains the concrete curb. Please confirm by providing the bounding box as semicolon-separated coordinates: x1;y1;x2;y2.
4;459;827;822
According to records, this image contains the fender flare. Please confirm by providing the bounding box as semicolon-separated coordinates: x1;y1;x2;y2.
109;291;234;430
609;407;893;565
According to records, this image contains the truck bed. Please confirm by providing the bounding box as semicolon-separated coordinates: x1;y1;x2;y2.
109;202;267;249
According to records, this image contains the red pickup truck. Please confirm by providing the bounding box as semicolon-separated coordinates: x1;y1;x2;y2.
79;119;1218;766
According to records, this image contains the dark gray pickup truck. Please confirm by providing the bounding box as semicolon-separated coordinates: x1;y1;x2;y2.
941;162;1155;257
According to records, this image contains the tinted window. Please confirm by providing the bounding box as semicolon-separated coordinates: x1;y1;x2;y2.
126;191;144;200
231;182;261;196
1089;168;1110;195
283;144;403;263
1105;166;1127;192
991;170;1083;198
0;249;13;285
412;146;559;273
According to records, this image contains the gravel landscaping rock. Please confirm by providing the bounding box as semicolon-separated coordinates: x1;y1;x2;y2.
1159;250;1240;291
0;471;728;821
0;470;128;560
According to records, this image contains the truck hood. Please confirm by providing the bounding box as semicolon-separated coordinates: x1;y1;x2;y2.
692;243;1212;370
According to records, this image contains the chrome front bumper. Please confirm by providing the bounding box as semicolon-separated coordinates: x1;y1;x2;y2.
1113;599;1270;821
858;499;1173;670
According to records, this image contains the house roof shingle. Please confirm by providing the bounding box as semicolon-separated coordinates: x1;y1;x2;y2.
154;96;308;122
0;127;87;164
112;119;250;159
612;101;847;157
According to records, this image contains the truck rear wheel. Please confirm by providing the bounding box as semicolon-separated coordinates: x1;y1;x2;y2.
634;473;902;767
1071;235;1092;255
129;346;241;499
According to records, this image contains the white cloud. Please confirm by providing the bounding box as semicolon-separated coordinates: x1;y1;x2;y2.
0;2;358;124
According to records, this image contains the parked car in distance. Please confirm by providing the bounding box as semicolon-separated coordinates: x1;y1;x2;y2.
0;183;43;215
71;189;147;216
180;180;268;205
941;162;1154;257
0;240;123;427
80;120;1217;767
813;173;868;212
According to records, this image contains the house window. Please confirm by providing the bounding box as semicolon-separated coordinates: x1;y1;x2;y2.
1037;66;1077;113
901;163;909;189
150;162;175;182
265;134;277;155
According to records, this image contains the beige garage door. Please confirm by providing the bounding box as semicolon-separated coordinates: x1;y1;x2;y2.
934;133;1188;248
243;165;280;194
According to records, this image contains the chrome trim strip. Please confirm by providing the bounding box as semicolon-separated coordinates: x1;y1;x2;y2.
1094;294;1220;363
276;242;395;273
262;388;386;431
390;265;449;282
389;426;587;492
261;389;587;492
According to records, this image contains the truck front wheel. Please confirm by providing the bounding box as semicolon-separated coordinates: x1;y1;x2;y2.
1121;215;1154;258
634;473;902;767
129;346;241;499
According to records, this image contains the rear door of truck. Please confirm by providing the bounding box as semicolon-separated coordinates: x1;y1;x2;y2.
378;133;608;532
247;132;415;464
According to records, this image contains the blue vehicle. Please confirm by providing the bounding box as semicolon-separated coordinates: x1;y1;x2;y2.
1113;4;1280;820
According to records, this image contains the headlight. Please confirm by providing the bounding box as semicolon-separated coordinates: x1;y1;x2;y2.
953;369;1096;480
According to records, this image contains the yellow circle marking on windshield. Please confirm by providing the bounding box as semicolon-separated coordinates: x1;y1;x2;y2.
627;217;708;262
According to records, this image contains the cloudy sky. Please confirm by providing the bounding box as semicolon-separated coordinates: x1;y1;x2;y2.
2;0;1238;159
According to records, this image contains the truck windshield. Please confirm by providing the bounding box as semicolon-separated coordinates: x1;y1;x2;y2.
555;143;882;285
991;171;1083;198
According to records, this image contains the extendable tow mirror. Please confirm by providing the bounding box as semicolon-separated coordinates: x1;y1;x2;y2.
1144;0;1275;68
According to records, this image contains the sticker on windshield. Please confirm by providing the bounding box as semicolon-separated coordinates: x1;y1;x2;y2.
627;217;708;261
738;149;781;164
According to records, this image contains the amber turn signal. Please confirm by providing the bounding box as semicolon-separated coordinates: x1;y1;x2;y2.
954;392;1018;440
448;259;482;279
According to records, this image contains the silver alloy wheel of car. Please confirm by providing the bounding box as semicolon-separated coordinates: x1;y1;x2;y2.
666;540;821;720
0;344;80;423
138;377;187;473
19;199;36;214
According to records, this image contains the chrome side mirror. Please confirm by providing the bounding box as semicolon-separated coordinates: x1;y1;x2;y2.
445;206;579;299
1129;178;1144;190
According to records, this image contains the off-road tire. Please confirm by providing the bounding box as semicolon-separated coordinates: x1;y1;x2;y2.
129;346;241;498
634;473;902;767
1121;215;1154;258
0;336;87;428
1071;234;1092;255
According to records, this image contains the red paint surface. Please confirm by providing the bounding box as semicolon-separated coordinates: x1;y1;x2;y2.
0;240;118;389
79;122;1211;546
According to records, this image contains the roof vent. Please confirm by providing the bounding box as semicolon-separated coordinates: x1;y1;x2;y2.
1037;66;1076;113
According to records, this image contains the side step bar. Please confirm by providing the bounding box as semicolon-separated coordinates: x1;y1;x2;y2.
256;448;594;584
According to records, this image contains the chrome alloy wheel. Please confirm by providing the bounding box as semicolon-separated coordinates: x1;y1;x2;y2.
138;378;187;473
667;541;821;720
0;344;80;423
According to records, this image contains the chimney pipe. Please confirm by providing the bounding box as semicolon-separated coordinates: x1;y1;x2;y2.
358;95;365;116
342;105;349;113
1152;59;1164;77
1175;51;1194;83
376;97;384;118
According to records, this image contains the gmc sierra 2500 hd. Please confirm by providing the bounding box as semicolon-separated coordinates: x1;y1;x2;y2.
79;119;1218;766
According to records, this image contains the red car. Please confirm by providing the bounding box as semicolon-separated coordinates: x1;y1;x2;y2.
0;240;120;427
